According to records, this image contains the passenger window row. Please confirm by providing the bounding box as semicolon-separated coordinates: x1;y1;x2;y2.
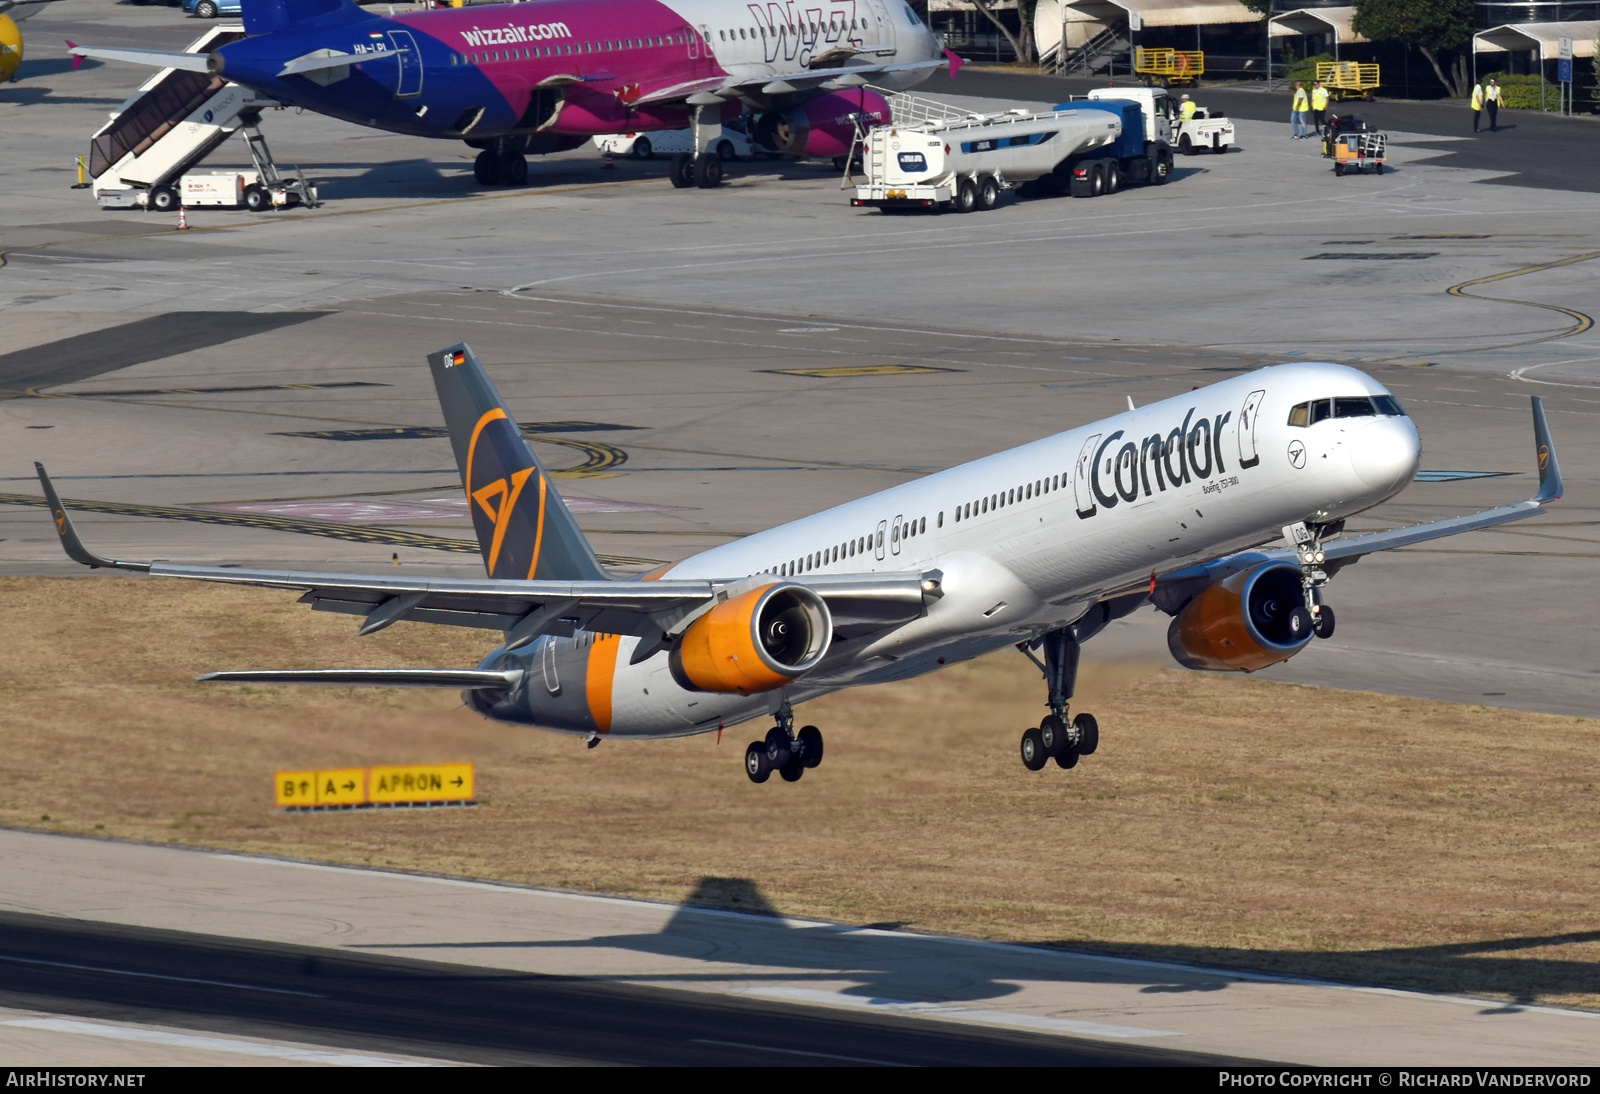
1287;394;1406;427
953;473;1065;523
766;512;931;578
719;17;871;43
453;33;690;66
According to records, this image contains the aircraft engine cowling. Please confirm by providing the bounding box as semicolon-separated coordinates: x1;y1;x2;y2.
671;583;832;695
1166;563;1312;673
754;89;891;159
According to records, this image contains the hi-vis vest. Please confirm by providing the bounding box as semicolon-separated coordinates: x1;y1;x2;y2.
1180;99;1197;120
1311;86;1329;110
1293;88;1309;111
1471;84;1484;109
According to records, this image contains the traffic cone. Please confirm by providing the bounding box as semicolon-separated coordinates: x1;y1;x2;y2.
602;151;615;170
176;204;189;230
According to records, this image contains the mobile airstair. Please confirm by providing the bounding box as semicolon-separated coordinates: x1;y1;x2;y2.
89;24;317;211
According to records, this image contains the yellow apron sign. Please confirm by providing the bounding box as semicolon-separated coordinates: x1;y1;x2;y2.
274;764;472;808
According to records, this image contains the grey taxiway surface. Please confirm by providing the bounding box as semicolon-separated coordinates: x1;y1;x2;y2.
3;0;1600;1063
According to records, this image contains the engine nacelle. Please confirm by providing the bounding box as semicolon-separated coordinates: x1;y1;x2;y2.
753;89;890;159
1167;563;1311;673
671;583;832;694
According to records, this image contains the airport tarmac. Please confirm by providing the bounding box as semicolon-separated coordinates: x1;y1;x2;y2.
3;1;1600;1065
1;829;1596;1066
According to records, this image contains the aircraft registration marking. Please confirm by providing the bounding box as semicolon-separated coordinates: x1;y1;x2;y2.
764;365;961;378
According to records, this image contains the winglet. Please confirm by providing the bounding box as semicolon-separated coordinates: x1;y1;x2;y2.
66;41;84;72
1531;396;1562;504
33;463;150;571
944;48;966;79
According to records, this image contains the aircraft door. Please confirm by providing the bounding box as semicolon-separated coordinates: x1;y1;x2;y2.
541;637;561;695
874;519;888;560
1237;389;1265;469
685;24;698;59
387;30;423;98
1073;433;1101;518
866;0;898;51
890;514;903;555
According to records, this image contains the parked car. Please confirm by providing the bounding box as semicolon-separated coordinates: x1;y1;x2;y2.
182;0;242;18
593;122;768;163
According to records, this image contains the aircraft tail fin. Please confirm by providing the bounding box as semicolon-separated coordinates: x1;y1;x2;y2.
242;0;364;36
428;343;611;583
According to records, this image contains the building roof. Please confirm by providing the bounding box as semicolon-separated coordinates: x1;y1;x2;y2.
1268;6;1369;45
1473;20;1599;59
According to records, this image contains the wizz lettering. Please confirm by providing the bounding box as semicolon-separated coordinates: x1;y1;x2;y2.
461;21;572;48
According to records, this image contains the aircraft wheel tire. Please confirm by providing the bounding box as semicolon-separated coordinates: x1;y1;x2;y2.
1313;605;1336;640
779;758;805;782
1287;606;1314;640
668;152;694;188
149;187;177;212
797;725;823;769
693;152;723;188
954;177;977;213
1020;727;1047;772
473;150;501;186
632;137;653;160
242;185;267;212
1073;712;1099;756
1038;714;1066;758
975;173;999;211
1054;744;1080;769
744;742;772;784
763;726;792;770
500;153;527;186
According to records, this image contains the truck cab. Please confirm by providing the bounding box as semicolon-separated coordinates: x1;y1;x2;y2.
1086;87;1174;146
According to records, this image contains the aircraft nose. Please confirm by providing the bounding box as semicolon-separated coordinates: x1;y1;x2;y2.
1348;416;1421;492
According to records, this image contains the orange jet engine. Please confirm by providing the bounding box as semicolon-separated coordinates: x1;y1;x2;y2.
671;583;832;694
1167;563;1313;672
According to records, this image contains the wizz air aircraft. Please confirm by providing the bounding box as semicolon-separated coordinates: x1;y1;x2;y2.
71;0;947;188
37;346;1562;783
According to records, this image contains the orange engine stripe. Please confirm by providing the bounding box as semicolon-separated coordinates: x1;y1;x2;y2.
585;633;622;733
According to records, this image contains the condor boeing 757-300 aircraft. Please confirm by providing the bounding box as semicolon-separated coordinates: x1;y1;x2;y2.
70;0;946;189
37;347;1562;783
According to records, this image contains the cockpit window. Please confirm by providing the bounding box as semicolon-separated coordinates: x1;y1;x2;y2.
1289;395;1408;426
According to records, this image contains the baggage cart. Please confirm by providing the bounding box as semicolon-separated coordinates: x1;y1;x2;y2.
1135;47;1203;87
1316;61;1380;101
1332;131;1386;176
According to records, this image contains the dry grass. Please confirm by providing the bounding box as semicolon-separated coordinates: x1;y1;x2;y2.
3;577;1598;1008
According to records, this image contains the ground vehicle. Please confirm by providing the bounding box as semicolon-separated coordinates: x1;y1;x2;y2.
1331;131;1386;175
1317;60;1380;101
182;0;242;16
592;127;753;162
1135;47;1203;87
1319;113;1370;158
1174;104;1235;154
178;169;306;209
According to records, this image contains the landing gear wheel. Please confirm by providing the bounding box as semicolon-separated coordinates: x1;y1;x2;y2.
632;136;653;160
744;742;771;784
499;152;527;186
1054;745;1080;769
797;725;824;769
1287;606;1314;640
693;152;723;188
1104;161;1121;193
954;177;977;213
474;150;501;186
779;758;805;782
1020;727;1047;772
764;726;792;770
1312;605;1336;640
1073;712;1099;756
242;184;268;212
975;173;999;211
149;187;177;212
1038;714;1066;758
668;152;695;189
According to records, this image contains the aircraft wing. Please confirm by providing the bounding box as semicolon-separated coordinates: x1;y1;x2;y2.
68;45;213;72
1149;396;1563;608
34;463;932;651
632;59;943;107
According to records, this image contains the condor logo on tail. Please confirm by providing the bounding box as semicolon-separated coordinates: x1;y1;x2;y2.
466;408;549;580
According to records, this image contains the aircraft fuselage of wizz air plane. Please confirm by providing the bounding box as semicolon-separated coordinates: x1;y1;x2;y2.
72;0;947;188
38;349;1562;784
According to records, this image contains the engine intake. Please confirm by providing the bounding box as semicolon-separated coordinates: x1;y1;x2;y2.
671;583;832;694
753;89;890;159
1167;563;1311;673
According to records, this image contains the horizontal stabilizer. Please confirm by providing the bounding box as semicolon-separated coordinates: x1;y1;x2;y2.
69;45;213;73
198;668;523;689
278;51;356;78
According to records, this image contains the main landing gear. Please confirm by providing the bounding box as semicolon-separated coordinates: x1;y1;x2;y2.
474;148;527;187
744;698;823;784
1016;628;1100;773
668;152;723;189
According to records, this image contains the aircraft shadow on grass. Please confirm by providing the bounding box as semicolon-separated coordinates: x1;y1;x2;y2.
351;876;1600;1012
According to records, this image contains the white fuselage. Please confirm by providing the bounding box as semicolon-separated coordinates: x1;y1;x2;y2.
490;362;1421;737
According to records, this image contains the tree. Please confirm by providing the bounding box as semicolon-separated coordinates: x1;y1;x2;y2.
1352;0;1475;97
971;0;1036;65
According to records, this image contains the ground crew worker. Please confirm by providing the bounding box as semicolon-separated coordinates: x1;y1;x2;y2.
1179;93;1197;121
1291;82;1310;139
1310;80;1329;133
1485;77;1501;131
1471;80;1484;132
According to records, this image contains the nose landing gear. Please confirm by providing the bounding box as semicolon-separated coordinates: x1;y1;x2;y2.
744;698;823;784
1284;520;1341;642
1016;629;1099;773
